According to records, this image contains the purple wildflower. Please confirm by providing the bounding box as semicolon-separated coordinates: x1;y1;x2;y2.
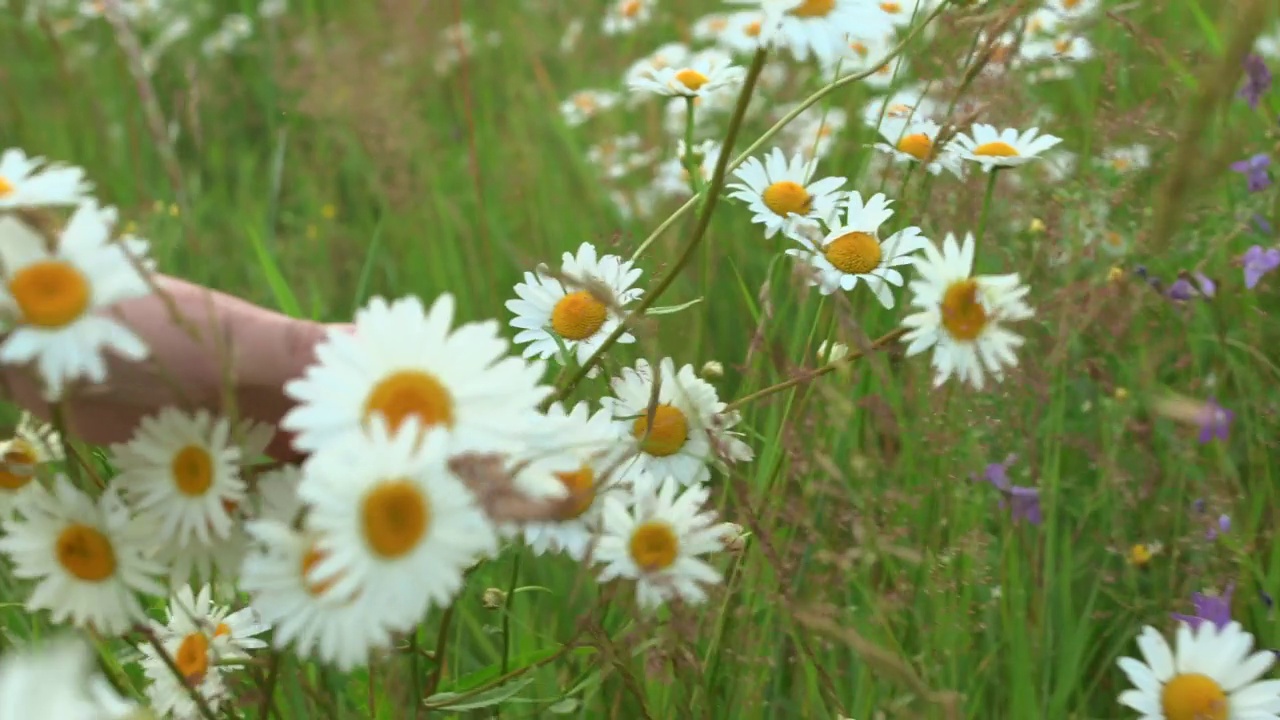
1206;514;1231;541
1197;396;1234;444
1230;153;1272;192
1171;583;1234;631
1166;271;1216;301
1239;54;1273;109
1243;245;1280;288
976;455;1042;525
1253;214;1274;236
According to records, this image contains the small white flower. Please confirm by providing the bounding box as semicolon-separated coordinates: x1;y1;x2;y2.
506;242;644;374
594;477;731;610
716;10;769;56
1116;622;1280;720
602;0;655;35
629;48;745;98
602;358;734;489
0;413;63;518
298;419;499;631
0;477;165;635
282;293;550;460
0;148;93;209
111;408;245;546
873;117;964;177
1043;0;1100;19
560;89;619;127
861;86;941;127
240;519;393;671
785;191;929;308
900;232;1035;390
0;203;152;400
727;148;846;241
623;43;692;95
731;0;880;65
1099;143;1151;173
0;635;140;720
954;124;1064;172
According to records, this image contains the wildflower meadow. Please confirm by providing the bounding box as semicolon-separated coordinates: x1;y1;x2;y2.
3;0;1280;718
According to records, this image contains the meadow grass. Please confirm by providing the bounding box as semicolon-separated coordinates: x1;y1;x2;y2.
4;0;1280;718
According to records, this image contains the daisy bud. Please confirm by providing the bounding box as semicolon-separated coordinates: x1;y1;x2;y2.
482;588;507;609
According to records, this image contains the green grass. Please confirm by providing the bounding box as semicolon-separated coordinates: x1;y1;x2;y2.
4;0;1280;718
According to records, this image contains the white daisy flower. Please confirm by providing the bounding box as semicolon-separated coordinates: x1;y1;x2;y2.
873;117;965;177
1257;26;1280;59
602;357;739;489
1019;34;1094;64
0;635;141;720
0;148;93;209
872;0;935;30
298;419;499;631
1044;0;1100;19
731;0;877;65
954;124;1064;172
586;134;656;180
628;48;745;98
900;232;1035;390
282;293;549;459
785;191;929;307
139;583;268;719
240;519;392;671
602;0;654;35
861;86;941;127
1117;622;1280;720
250;463;305;523
0;477;165;635
652;140;723;198
506;242;644;373
727;148;846;241
1099;143;1151;174
594;476;731;610
776;104;847;162
0;413;63;518
0;203;152;400
691;13;731;41
716;10;768;56
559;89;619;127
518;401;633;560
622;43;693;95
111;408;244;546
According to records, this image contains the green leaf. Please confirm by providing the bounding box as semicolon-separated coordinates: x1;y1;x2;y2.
423;676;535;711
646;297;703;316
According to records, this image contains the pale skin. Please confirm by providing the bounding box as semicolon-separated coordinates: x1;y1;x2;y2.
0;275;347;464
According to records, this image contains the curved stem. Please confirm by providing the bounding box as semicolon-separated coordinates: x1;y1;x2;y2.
975;169;999;244
725;327;908;413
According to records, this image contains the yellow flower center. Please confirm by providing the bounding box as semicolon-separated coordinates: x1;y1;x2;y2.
896;133;933;161
300;545;344;599
553;465;596;520
621;0;642;17
880;1;901;12
1104;231;1125;248
1112;158;1131;171
824;231;883;275
55;524;116;582
0;176;13;197
940;279;988;342
629;521;679;571
361;480;430;558
0;443;39;491
573;94;597;111
1054;38;1073;54
1128;543;1152;566
8;261;92;329
761;180;812;217
363;370;455;435
1063;0;1081;7
708;17;728;31
213;622;231;637
632;404;689;457
789;0;835;18
745;20;762;36
551;290;608;341
674;68;710;91
850;40;869;57
1161;673;1228;720
973;141;1019;157
170;445;214;496
175;632;210;685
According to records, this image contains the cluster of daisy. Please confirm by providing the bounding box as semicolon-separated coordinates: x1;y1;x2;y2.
11;0;287;71
0;144;756;713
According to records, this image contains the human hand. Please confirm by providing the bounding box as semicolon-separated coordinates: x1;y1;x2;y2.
0;274;347;464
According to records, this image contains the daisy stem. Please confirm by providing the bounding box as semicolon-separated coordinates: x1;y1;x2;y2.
682;98;700;195
627;1;949;264
424;604;455;699
724;327;908;413
50;402;83;486
500;553;522;676
976;169;1000;245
